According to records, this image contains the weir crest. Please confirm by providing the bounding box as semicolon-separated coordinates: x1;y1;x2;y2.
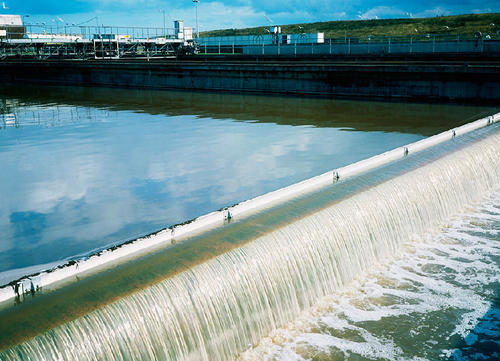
1;121;500;360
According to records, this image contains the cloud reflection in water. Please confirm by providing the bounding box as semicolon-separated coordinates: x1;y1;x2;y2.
0;85;497;280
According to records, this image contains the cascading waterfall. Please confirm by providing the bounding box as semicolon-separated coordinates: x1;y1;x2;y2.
2;129;500;361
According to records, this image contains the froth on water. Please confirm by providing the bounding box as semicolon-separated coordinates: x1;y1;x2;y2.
239;190;500;361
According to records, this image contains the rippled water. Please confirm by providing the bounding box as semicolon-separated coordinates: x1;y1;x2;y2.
2;84;496;281
238;190;500;361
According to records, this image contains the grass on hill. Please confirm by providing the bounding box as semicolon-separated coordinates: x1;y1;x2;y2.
200;13;500;39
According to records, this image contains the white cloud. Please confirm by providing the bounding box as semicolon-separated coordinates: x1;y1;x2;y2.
358;6;408;20
12;0;500;29
332;11;347;19
413;7;451;18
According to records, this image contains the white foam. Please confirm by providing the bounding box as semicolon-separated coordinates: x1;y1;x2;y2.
238;189;500;361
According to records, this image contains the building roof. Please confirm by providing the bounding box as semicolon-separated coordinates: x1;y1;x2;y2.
0;15;22;26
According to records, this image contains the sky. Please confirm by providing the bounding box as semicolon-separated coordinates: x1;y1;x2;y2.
1;1;499;32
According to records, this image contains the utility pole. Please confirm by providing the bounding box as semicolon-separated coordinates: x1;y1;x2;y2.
192;0;199;38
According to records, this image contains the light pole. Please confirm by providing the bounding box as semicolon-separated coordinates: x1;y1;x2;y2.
159;9;166;37
51;18;57;34
192;0;199;38
22;14;30;34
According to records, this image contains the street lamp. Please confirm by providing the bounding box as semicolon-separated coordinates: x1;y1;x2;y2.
159;9;166;37
21;14;30;34
192;0;199;38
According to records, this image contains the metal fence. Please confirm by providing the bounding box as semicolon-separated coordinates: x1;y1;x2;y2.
196;32;500;56
2;25;500;58
1;24;178;41
0;24;188;60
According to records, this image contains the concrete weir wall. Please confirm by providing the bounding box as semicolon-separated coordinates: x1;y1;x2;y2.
0;60;499;102
0;112;499;304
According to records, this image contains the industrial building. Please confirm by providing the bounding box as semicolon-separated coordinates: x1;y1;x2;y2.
0;17;194;59
0;14;24;40
196;27;325;55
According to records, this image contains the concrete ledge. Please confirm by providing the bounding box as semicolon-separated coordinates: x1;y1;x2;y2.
1;60;500;102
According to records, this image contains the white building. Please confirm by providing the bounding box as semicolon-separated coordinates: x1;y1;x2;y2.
0;14;22;26
0;14;24;39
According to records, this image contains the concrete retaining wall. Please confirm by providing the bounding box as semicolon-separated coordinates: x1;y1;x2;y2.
1;60;500;102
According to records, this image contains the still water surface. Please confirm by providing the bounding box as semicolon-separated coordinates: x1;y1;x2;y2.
0;85;497;281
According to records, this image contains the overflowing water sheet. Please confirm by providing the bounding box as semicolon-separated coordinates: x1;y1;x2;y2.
0;122;499;360
238;190;500;361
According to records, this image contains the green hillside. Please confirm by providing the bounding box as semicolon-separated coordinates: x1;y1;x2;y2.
200;13;500;39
